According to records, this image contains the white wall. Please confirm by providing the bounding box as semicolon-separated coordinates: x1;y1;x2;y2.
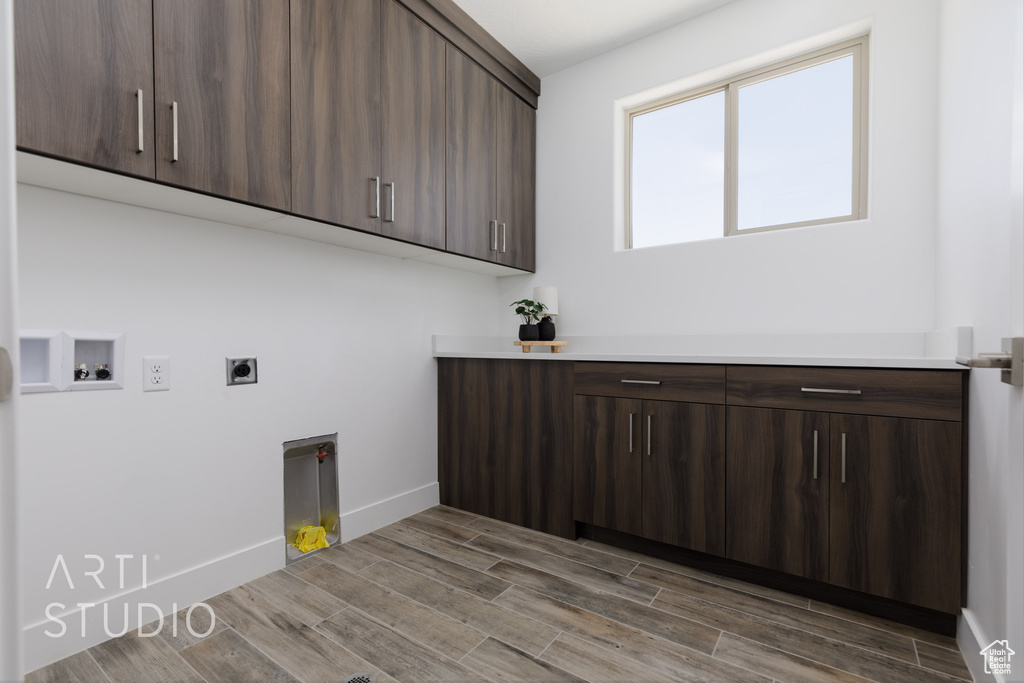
15;185;500;670
503;0;941;338
935;0;1024;678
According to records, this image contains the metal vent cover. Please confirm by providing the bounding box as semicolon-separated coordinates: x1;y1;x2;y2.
342;674;377;683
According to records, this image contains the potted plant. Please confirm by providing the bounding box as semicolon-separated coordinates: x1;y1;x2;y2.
510;299;546;341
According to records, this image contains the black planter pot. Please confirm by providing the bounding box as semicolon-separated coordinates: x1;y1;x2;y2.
518;324;540;341
538;317;556;341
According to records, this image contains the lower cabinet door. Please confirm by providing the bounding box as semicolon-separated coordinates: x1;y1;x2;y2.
725;407;830;580
574;396;643;536
829;414;961;613
642;400;725;555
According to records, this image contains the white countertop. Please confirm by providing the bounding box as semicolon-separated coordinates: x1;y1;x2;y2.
433;328;972;370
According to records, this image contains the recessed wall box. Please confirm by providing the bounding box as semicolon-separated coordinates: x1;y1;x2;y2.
67;331;124;391
19;330;69;393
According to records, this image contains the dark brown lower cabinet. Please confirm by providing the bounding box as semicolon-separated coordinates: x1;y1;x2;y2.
573;396;643;537
726;407;830;581
437;358;574;538
829;414;961;614
574;395;725;554
642;400;725;554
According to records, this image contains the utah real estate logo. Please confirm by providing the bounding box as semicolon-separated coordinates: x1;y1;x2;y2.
980;639;1015;677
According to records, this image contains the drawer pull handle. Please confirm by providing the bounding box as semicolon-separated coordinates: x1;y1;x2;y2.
801;387;862;395
628;413;634;453
621;379;661;385
812;430;818;480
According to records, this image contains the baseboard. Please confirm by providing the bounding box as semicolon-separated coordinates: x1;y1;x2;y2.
21;536;281;674
339;481;439;542
959;608;1012;683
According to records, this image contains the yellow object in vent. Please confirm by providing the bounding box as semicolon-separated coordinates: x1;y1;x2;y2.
293;525;329;553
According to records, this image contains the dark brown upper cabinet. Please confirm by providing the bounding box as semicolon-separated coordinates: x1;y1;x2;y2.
829;414;961;614
726;406;830;582
380;0;447;248
447;46;536;271
14;0;156;178
291;0;446;247
496;87;536;271
291;0;381;232
154;0;291;211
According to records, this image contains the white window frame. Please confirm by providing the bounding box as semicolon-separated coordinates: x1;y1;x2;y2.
625;35;869;248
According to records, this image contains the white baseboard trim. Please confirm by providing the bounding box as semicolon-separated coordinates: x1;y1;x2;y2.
959;607;1014;683
22;536;281;674
339;482;439;542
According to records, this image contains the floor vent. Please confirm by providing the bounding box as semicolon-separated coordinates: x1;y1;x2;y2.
342;674;377;683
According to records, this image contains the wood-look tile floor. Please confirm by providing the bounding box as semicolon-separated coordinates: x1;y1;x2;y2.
27;506;973;683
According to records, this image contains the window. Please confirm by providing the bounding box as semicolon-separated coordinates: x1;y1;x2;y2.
626;36;868;249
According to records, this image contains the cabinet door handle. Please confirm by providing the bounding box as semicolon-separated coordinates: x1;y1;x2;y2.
629;413;634;453
621;379;661;385
500;223;507;253
136;89;144;153
812;429;818;480
841;432;847;484
385;182;395;223
647;415;652;456
801;387;862;395
370;177;380;218
171;101;179;162
490;220;498;251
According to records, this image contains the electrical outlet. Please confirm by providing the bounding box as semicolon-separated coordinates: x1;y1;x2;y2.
143;355;170;392
226;357;257;386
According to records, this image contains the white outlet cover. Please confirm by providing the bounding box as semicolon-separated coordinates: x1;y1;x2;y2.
143;355;170;392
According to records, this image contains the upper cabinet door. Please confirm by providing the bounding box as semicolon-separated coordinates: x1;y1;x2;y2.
291;0;381;232
496;88;536;271
14;0;155;177
829;414;961;613
380;0;446;248
446;46;497;262
153;0;291;211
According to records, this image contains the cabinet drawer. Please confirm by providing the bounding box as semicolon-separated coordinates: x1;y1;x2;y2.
726;366;963;421
574;363;726;403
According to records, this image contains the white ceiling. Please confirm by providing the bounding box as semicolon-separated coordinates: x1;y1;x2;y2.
450;0;738;79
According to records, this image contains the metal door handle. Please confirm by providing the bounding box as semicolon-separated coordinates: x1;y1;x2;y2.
801;387;861;395
647;415;652;456
628;413;633;453
385;182;395;223
500;223;506;253
171;101;179;162
136;90;144;153
621;379;661;385
812;430;818;480
0;347;11;402
490;220;498;251
370;177;380;218
841;433;847;484
958;337;1023;386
